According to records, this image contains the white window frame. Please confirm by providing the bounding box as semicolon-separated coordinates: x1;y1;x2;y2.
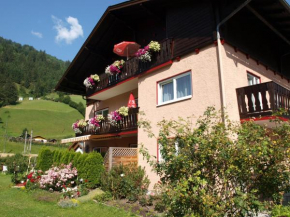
95;108;109;117
158;140;179;162
157;72;192;106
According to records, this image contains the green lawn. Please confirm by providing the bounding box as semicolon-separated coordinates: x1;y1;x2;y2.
69;95;86;105
0;174;135;217
0;141;67;154
45;93;85;105
0;100;82;139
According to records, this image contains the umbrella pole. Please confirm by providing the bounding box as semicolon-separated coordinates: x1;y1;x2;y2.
127;47;129;60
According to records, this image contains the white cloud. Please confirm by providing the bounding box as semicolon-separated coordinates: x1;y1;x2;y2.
31;31;43;38
52;15;83;44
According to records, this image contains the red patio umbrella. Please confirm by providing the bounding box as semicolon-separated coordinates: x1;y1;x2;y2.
128;93;137;108
113;41;140;59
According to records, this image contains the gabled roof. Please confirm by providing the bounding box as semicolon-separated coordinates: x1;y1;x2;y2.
55;0;290;95
55;0;150;95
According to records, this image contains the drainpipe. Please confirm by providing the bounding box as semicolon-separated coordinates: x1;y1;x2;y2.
216;0;252;123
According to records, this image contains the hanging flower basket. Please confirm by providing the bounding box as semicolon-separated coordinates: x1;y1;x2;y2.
88;115;105;129
105;60;125;76
108;106;129;126
135;41;161;62
83;74;100;89
72;119;88;134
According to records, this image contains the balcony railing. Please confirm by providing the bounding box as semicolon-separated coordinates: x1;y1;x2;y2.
86;39;173;96
236;81;290;119
76;108;139;136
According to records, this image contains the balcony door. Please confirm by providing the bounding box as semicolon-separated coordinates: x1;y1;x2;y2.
247;73;262;111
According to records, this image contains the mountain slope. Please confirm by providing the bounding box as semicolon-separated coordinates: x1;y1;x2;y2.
0;100;82;139
0;36;70;98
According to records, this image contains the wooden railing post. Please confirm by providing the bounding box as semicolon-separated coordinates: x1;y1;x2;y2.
109;147;113;170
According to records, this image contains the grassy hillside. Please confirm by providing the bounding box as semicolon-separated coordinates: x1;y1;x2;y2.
0;100;82;140
0;141;67;154
46;93;85;105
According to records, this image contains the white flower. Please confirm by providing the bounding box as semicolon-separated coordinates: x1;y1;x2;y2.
105;66;112;75
120;173;125;177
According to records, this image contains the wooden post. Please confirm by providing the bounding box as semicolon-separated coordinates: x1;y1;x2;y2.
109;147;113;171
24;131;27;154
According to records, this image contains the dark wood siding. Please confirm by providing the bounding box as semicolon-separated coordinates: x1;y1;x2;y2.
166;0;214;58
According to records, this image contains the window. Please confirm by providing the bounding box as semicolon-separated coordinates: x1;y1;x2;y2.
158;72;192;105
247;73;260;86
158;140;179;162
95;108;109;118
247;72;262;110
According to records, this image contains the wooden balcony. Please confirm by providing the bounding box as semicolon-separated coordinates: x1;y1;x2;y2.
103;147;138;171
236;82;290;119
76;108;139;136
86;39;173;97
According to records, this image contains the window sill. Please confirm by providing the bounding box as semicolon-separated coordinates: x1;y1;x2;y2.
157;95;192;107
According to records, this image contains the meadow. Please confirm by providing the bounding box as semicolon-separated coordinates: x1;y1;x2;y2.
0;174;135;217
0;99;82;140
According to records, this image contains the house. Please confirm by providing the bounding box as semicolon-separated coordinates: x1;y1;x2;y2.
28;97;33;101
33;136;47;143
56;0;290;187
19;97;23;101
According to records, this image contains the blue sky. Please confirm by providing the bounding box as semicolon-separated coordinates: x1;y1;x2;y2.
0;0;124;61
1;1;290;62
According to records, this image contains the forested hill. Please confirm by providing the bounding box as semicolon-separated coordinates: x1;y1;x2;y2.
0;36;70;106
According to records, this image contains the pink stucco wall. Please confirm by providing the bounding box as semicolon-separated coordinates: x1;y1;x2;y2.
221;43;290;122
83;43;290;189
137;43;290;189
138;44;221;187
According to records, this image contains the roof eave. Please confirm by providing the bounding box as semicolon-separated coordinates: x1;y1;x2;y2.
55;0;150;94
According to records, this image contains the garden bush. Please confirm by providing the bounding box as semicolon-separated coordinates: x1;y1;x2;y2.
271;205;290;217
4;153;29;173
37;148;53;171
75;153;88;179
60;151;70;165
82;152;104;188
39;163;77;192
101;164;150;201
139;107;290;216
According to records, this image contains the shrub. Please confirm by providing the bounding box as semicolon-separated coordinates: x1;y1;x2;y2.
39;163;77;191
94;191;112;202
101;164;150;201
82;152;104;188
4;153;29;173
37;148;53;171
139;107;290;216
68;151;76;164
60;151;70;165
52;150;59;164
75;154;88;179
271;205;290;217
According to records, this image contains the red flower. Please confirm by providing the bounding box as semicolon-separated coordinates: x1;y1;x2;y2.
85;179;88;183
30;178;36;183
27;172;33;179
23;182;27;186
